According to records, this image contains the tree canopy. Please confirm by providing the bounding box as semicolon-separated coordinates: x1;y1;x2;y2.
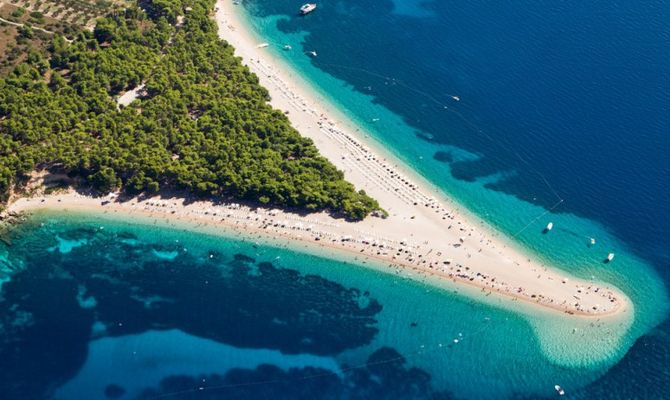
0;0;381;220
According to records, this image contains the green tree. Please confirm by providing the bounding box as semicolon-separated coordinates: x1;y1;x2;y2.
0;0;382;220
89;167;120;193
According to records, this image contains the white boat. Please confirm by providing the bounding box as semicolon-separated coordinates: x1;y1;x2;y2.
545;222;553;232
607;253;615;262
307;50;317;57
299;3;317;15
554;385;565;396
255;43;269;48
283;44;292;50
589;237;596;246
451;95;460;101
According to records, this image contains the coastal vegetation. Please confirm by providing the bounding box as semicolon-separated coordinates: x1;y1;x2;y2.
0;0;381;219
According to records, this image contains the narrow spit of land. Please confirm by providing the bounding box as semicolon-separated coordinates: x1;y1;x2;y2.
207;0;629;318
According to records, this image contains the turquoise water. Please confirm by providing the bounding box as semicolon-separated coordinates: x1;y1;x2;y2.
0;0;668;397
235;0;669;382
0;210;649;399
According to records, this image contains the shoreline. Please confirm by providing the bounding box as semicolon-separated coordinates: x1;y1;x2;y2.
8;188;630;319
0;1;632;321
209;1;631;318
213;1;579;277
218;1;575;276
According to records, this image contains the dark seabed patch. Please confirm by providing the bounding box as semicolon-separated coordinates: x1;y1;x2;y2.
135;347;453;400
433;151;453;164
0;217;399;399
105;384;127;399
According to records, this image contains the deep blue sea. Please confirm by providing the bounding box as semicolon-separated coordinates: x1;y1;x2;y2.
240;0;670;267
233;0;670;394
1;0;669;398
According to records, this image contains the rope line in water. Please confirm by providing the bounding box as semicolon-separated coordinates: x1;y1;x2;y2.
512;199;564;238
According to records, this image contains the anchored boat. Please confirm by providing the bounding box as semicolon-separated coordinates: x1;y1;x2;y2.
554;385;565;396
299;3;317;15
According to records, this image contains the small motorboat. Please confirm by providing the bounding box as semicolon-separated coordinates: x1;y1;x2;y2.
543;222;553;233
307;50;317;57
605;253;615;263
283;44;292;50
299;3;317;15
554;385;565;396
451;95;460;101
589;237;596;246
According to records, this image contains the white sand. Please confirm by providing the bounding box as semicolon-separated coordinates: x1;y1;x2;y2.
117;84;146;107
9;189;628;319
4;2;632;319
210;0;630;318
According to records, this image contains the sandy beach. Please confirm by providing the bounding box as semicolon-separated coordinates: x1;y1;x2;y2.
9;187;627;319
3;1;631;319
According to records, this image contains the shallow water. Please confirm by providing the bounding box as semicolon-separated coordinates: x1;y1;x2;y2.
231;0;670;396
1;0;668;397
0;210;658;399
